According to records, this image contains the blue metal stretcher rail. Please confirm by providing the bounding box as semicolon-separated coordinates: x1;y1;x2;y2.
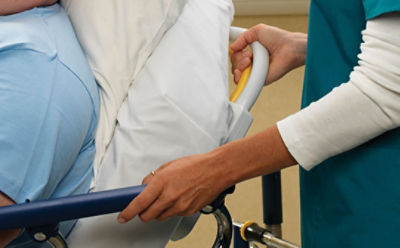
0;185;145;231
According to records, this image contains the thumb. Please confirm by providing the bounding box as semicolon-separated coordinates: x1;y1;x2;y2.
230;26;259;52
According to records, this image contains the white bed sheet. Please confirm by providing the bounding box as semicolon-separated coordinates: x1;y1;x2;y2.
67;0;234;247
61;0;187;179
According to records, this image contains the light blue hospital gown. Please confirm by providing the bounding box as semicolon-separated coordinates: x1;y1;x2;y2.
0;4;99;247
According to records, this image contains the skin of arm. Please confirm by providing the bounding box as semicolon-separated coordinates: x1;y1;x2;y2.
118;125;297;223
0;0;57;15
117;24;306;223
0;192;20;248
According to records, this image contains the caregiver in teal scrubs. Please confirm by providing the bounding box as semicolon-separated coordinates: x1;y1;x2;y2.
119;1;400;246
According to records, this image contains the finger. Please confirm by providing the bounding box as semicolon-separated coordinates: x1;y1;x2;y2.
118;181;162;223
231;52;241;73
156;206;178;222
156;194;206;222
234;69;241;84
155;201;193;222
236;56;252;73
233;58;252;84
155;198;191;221
138;195;173;222
142;174;153;185
230;27;259;52
231;51;252;73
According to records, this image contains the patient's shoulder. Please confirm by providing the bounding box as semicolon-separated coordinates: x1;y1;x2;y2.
0;7;57;57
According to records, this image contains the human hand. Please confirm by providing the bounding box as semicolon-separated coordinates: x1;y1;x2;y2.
231;24;307;84
0;0;58;15
117;153;230;223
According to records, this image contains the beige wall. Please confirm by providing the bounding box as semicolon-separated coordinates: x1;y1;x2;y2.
167;14;308;247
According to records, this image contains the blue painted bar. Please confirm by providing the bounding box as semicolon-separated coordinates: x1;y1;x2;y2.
233;224;248;248
0;185;145;230
262;172;282;225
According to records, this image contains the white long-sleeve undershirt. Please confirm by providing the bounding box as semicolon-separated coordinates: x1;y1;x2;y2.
277;12;400;171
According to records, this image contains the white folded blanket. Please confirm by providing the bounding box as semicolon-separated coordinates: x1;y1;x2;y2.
62;0;234;247
61;0;187;179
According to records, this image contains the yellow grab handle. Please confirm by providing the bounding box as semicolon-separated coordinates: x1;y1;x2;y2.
230;65;252;103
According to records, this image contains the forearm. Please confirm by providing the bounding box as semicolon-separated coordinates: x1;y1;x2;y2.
277;12;400;170
209;124;296;188
0;0;56;15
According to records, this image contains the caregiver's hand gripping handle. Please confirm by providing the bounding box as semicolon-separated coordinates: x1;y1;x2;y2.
230;24;307;85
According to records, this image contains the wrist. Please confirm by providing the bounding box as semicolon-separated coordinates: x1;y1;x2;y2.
206;145;238;190
208;136;262;187
287;32;307;68
209;125;297;187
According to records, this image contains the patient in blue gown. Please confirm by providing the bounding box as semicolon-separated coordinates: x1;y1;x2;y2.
0;1;99;247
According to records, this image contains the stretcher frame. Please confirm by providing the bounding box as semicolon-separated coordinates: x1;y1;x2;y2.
0;27;299;248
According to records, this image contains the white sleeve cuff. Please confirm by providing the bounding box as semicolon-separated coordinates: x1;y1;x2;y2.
277;13;400;170
277;83;393;170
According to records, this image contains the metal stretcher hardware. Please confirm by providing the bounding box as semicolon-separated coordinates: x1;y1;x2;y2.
234;221;299;248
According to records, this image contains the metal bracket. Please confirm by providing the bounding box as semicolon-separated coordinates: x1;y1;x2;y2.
26;223;68;248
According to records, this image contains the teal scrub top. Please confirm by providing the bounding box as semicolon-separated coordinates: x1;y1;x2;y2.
301;0;400;247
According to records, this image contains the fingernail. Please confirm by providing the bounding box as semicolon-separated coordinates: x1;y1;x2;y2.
118;217;127;223
243;51;251;57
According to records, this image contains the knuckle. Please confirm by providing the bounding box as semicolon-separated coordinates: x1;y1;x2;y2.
164;191;178;204
143;174;153;182
254;23;266;31
239;59;249;69
176;201;190;214
238;32;247;41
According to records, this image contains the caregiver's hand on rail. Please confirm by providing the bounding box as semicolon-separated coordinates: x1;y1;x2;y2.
231;24;307;84
0;0;57;15
118;125;297;223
